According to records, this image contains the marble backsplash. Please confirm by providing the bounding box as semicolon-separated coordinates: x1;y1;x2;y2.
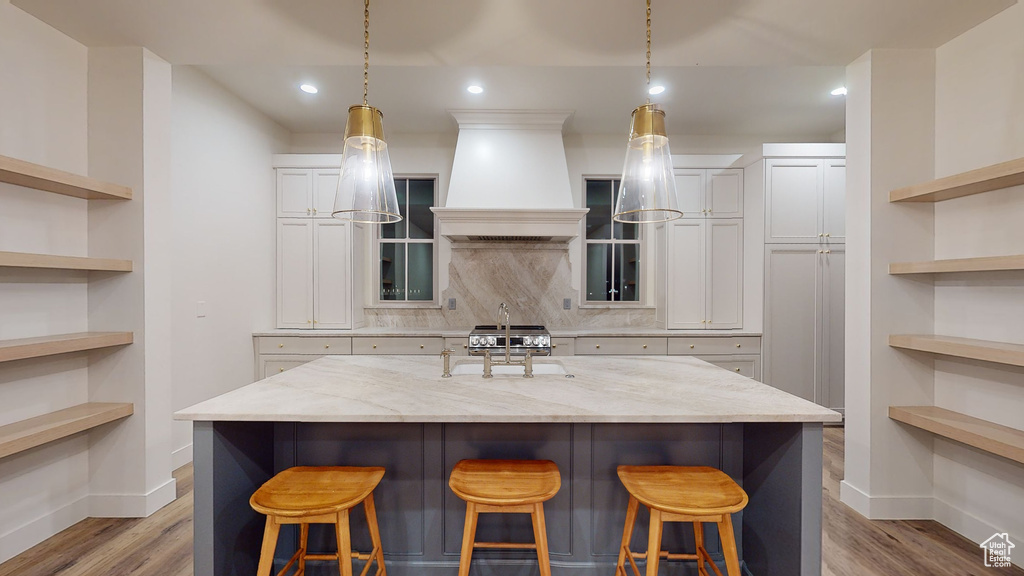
363;243;656;329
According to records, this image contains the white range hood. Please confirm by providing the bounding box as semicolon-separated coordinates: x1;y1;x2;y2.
432;110;588;242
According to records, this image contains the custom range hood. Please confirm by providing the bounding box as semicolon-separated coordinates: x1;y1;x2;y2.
431;110;588;242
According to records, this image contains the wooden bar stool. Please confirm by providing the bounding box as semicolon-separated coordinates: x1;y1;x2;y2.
250;466;387;576
448;459;561;576
615;466;748;576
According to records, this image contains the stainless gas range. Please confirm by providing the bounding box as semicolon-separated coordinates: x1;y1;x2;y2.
468;324;552;357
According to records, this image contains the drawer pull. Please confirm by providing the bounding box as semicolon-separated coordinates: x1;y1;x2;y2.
279;368;284;372
735;368;741;372
553;344;557;348
736;344;741;348
642;344;647;349
690;345;695;349
420;344;425;349
278;343;284;348
373;344;377;349
464;344;468;349
325;345;330;349
596;345;600;349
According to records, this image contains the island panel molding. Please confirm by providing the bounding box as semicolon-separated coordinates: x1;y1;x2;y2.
0;331;134;363
889;406;1024;465
889;254;1024;275
889;155;1024;202
0;402;134;460
888;334;1024;367
0;154;133;200
0;250;133;272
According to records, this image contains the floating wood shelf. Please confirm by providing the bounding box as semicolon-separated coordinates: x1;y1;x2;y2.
889;334;1024;368
0;251;132;272
889;254;1024;275
889;406;1024;465
0;332;133;363
889;156;1024;202
0;154;132;201
0;403;133;460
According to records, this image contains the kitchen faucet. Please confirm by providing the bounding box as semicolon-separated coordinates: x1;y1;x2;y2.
497;302;511;362
483;302;534;378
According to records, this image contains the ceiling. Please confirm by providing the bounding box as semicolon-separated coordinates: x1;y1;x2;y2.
12;0;1017;137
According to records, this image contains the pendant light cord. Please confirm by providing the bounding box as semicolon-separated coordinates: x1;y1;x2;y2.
646;0;651;104
363;0;370;106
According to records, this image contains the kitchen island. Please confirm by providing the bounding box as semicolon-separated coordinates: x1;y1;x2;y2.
176;355;840;576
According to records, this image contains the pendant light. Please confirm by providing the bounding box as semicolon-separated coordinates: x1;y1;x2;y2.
332;0;403;224
613;0;682;224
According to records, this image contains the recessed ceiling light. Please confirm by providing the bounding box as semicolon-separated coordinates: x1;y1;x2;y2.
300;84;319;94
648;85;666;95
831;86;847;96
467;85;484;94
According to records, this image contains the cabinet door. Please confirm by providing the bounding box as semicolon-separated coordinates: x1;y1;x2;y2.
821;247;845;411
823;160;845;243
313;169;340;218
765;159;822;243
262;357;318;379
665;220;706;329
706;169;743;218
673;169;705;216
313;220;352;329
705;220;743;329
763;246;821;402
698;356;761;380
277;219;314;328
277;169;312;218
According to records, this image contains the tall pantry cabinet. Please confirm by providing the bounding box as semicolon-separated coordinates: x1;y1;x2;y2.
760;150;846;411
274;156;365;329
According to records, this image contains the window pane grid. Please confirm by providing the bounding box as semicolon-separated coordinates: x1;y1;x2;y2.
585;178;639;303
378;178;436;302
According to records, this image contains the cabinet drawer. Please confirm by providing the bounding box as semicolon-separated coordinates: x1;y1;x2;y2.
352;337;445;355
444;337;470;356
551;338;575;356
697;355;761;380
667;337;760;355
575;337;668;355
262;356;320;379
258;336;352;355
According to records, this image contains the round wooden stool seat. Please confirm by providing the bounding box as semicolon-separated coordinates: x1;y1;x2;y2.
449;459;561;506
250;466;387;576
449;459;562;576
616;465;748;516
250;466;385;517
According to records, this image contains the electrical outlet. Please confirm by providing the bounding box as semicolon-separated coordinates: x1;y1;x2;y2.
563;298;572;310
196;301;207;318
448;298;457;310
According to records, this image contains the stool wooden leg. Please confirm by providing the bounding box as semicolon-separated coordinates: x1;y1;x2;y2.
363;493;387;576
645;508;663;576
457;502;478;576
336;510;353;576
299;523;310;575
256;516;280;576
530;503;553;576
717;514;741;576
692;521;705;576
616;496;640;576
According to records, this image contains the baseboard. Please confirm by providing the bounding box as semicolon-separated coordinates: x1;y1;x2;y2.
172;442;193;469
0;495;89;564
839;481;933;519
88;477;177;518
933;498;1022;567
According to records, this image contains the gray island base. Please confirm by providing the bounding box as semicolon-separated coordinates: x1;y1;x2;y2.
177;355;840;576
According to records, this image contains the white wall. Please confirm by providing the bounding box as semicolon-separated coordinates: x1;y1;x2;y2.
932;2;1024;547
170;66;289;466
0;2;92;562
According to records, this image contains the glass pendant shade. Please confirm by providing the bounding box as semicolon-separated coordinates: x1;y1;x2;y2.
613;103;682;223
332;105;403;224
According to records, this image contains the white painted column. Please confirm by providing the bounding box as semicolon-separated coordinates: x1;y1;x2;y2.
841;49;938;519
87;48;175;517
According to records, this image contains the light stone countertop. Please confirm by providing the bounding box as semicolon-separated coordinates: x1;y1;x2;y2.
176;355;837;423
253;328;763;338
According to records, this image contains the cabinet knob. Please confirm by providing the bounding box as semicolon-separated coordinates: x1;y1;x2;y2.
373;344;377;349
819;233;823;237
735;368;741;372
553;344;557;348
313;208;318;215
325;345;330;349
825;249;831;254
420;344;424;349
307;320;312;324
279;368;284;372
818;250;823;254
463;344;468;349
825;233;830;237
278;343;284;348
690;344;695;349
643;344;648;349
307;208;311;215
736;344;741;348
596;344;600;349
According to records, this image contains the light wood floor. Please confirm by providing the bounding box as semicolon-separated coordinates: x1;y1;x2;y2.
1;428;1020;575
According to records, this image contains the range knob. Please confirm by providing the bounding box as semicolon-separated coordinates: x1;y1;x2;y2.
524;336;535;346
487;336;496;346
470;336;480;346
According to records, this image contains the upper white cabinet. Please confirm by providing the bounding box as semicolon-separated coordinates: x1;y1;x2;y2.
276;168;339;218
765;159;844;243
675;168;743;218
659;219;743;329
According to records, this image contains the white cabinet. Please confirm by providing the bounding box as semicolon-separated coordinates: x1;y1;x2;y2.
674;168;743;218
277;219;355;329
659;219;743;329
276;168;339;218
765;159;845;243
763;245;844;409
